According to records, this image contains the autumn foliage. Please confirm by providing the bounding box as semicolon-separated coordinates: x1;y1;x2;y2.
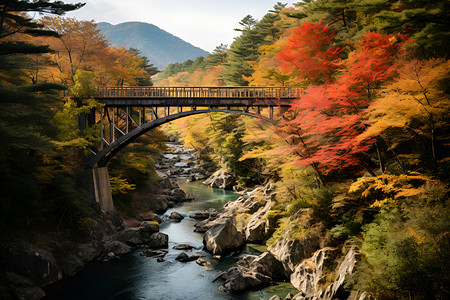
35;16;151;87
278;29;410;175
277;22;343;84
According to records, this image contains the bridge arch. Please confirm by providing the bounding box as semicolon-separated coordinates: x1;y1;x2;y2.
90;109;276;212
90;86;302;212
91;109;276;168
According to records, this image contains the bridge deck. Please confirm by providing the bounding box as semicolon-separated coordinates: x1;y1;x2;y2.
95;86;302;106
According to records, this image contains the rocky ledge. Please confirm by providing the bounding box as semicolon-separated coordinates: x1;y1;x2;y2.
214;252;286;293
193;182;365;299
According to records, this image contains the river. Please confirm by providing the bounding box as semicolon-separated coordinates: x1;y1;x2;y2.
44;148;297;300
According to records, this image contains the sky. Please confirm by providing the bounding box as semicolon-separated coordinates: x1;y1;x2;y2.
61;0;298;52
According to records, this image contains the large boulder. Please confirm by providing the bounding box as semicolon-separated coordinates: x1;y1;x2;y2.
4;272;46;300
104;240;132;257
203;218;244;255
268;235;320;275
169;211;184;222
146;232;169;249
117;228;143;246
166;188;187;203
190;208;218;220
203;170;236;190
138;221;160;242
117;221;159;246
58;254;85;277
215;252;286;293
76;241;104;262
51;240;103;278
2;243;62;286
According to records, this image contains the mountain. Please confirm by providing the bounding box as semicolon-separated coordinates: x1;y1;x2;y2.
97;21;210;69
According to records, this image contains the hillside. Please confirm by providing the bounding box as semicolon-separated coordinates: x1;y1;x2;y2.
97;21;209;69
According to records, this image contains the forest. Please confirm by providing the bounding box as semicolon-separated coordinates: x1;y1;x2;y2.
0;1;449;299
156;1;449;298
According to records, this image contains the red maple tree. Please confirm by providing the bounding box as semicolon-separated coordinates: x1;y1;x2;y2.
277;21;343;84
279;30;408;178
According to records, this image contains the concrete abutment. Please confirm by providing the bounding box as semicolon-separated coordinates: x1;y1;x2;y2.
92;166;114;212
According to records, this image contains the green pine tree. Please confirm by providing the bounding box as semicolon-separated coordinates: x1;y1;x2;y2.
0;0;85;231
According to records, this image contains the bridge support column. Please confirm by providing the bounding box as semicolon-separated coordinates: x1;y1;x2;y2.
92;165;114;212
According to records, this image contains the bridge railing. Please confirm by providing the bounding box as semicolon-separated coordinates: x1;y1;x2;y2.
96;86;304;99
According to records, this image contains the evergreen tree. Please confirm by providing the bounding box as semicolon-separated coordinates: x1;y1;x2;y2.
362;0;450;57
291;0;449;56
0;0;84;231
221;5;287;86
288;0;360;44
205;44;228;68
128;47;159;86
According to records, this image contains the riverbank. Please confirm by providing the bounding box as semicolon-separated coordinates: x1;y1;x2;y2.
1;142;360;300
42;142;300;300
0;143;207;299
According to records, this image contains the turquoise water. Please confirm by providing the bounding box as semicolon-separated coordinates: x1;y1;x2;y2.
44;180;297;300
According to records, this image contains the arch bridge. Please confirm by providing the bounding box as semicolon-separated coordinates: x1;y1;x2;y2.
90;86;302;211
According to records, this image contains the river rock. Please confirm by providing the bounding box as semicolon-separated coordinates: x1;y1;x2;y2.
83;217;115;241
203;218;244;255
139;211;162;223
138;221;160;240
169;211;184;222
3;243;62;286
141;249;168;258
105;210;127;232
159;178;175;189
175;251;205;262
189;252;206;260
146;197;169;214
194;218;215;233
215;252;285;293
173;244;194;250
146;232;169;249
118;228;143;245
118;221;159;246
76;241;104;262
5;272;46;300
166;188;187;203
175;252;190;262
196;257;212;269
190;211;210;219
268;234;320;275
58;254;85;277
203;169;236;190
190;209;218;220
104;240;131;257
